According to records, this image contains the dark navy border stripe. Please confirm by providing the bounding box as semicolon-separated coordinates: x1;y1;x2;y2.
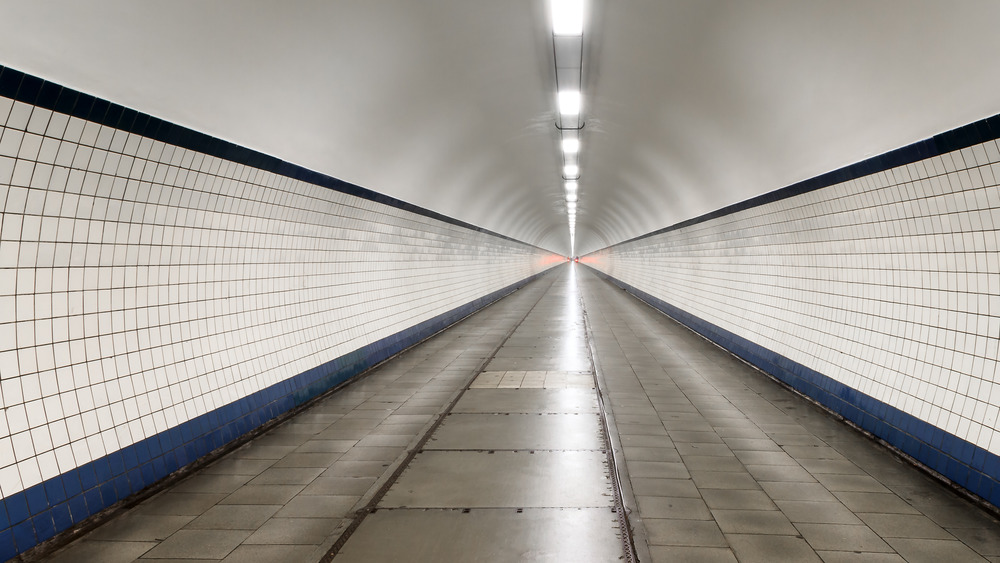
0;64;550;253
597;110;1000;250
0;268;554;559
588;266;1000;510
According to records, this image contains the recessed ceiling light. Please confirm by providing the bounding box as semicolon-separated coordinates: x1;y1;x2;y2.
564;180;578;193
566;193;578;202
551;0;584;35
558;91;581;115
561;138;580;154
564;164;579;177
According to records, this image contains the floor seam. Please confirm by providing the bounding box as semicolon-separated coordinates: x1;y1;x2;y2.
579;268;645;563
318;273;559;561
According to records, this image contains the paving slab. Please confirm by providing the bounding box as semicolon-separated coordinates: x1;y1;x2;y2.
335;508;623;562
426;412;604;450
379;446;611;509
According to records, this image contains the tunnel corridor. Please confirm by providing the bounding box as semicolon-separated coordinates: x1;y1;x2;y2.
33;265;1000;562
3;2;1000;561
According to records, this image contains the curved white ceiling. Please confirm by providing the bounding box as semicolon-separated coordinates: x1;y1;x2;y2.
2;1;1000;256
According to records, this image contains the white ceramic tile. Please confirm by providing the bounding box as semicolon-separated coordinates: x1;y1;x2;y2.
590;142;1000;457
0;93;557;499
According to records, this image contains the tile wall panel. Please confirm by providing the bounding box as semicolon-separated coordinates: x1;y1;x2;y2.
586;123;1000;507
0;68;559;557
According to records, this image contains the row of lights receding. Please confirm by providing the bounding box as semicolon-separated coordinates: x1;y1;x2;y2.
551;0;584;256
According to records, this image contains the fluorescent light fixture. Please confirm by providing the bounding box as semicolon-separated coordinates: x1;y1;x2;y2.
563;164;579;177
567;202;577;211
565;180;578;192
551;0;584;35
558;90;581;115
561;138;580;154
566;193;578;202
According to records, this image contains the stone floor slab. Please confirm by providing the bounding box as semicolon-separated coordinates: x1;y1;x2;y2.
380;450;612;508
426;412;604;450
452;388;599;414
142;529;251;559
727;534;822;563
335;508;623;562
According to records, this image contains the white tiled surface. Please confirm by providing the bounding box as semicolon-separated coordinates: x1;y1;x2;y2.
469;371;594;389
0;96;559;499
588;140;1000;455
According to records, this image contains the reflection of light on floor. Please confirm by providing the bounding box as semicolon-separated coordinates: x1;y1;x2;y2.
558;264;587;368
470;371;594;389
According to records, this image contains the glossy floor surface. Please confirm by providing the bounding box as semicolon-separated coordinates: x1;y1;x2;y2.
334;264;624;562
37;264;1000;562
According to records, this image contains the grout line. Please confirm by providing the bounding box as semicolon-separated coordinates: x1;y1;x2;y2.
415;449;606;453
318;271;559;561
577;266;645;563
597;266;1000;524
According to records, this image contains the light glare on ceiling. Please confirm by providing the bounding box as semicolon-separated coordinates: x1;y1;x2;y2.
550;1;586;255
551;0;585;35
561;138;580;154
558;90;581;115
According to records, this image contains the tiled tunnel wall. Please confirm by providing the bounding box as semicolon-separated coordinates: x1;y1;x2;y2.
0;66;560;557
585;113;1000;509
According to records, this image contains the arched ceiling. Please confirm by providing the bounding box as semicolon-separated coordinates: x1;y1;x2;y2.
2;1;1000;256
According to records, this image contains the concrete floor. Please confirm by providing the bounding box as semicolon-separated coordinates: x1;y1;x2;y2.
37;264;1000;562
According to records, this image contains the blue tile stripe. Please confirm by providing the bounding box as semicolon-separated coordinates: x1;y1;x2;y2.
0;269;551;560
588;267;1000;510
0;64;548;252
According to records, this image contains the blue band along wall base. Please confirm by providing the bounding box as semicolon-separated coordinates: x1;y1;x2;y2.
0;64;562;559
584;110;1000;512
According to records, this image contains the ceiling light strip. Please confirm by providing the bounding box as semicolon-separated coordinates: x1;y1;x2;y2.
550;0;585;254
